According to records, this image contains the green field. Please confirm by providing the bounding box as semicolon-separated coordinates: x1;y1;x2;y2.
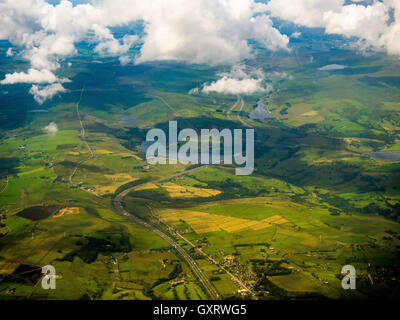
1;39;400;300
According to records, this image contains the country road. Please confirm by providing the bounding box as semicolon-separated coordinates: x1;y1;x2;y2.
69;87;94;186
113;166;220;300
147;94;193;128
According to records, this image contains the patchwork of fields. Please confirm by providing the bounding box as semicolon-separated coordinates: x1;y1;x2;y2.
0;41;400;300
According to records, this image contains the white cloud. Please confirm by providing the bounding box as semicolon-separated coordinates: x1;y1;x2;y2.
128;0;288;65
318;64;347;71
30;83;67;104
267;0;400;55
0;0;288;70
0;0;290;100
6;48;13;57
267;0;345;28
379;0;400;55
196;65;273;95
1;0;399;104
266;71;294;80
323;2;389;46
43;122;58;134
0;69;58;84
119;55;133;66
93;24;139;56
291;32;302;39
201;77;270;95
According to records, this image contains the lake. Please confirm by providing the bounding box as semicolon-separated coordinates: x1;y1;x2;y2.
318;64;348;71
366;151;400;161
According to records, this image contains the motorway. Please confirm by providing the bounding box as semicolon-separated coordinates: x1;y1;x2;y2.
147;204;257;299
227;94;241;121
112;93;268;300
227;95;252;128
113;166;220;300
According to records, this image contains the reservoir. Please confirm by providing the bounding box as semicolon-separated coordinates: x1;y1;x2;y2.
249;99;273;121
366;151;400;161
318;64;347;71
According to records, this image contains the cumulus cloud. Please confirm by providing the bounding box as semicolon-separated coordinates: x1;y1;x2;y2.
195;65;273;95
266;0;345;28
118;55;133;66
6;48;14;57
267;0;400;55
2;0;399;105
323;2;389;46
0;0;288;69
266;71;294;80
125;0;289;65
0;0;291;101
30;83;67;104
0;69;59;85
93;24;139;56
0;67;69;103
291;32;302;39
43;122;58;134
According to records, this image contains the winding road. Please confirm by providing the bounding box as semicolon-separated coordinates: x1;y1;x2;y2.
227;95;241;121
111;95;263;299
113;166;220;300
236;98;252;128
227;95;252;128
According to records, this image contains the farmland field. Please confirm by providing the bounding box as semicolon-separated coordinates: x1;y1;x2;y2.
1;0;400;302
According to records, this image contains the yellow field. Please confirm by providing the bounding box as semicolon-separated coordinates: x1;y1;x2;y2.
134;182;221;198
161;183;221;198
105;173;135;181
54;207;80;218
0;261;19;275
277;103;325;126
116;281;143;290
268;273;320;293
343;137;360;145
118;153;142;160
135;183;159;191
68;151;80;156
17;167;45;177
276;227;320;247
94;174;139;195
157;209;288;234
94;149;114;155
93;149;142;160
301;110;319;117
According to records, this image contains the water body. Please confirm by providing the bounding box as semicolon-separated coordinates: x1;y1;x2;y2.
119;116;141;124
140;133;255;163
366;151;400;161
249;99;273;121
28;109;49;113
318;64;347;71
